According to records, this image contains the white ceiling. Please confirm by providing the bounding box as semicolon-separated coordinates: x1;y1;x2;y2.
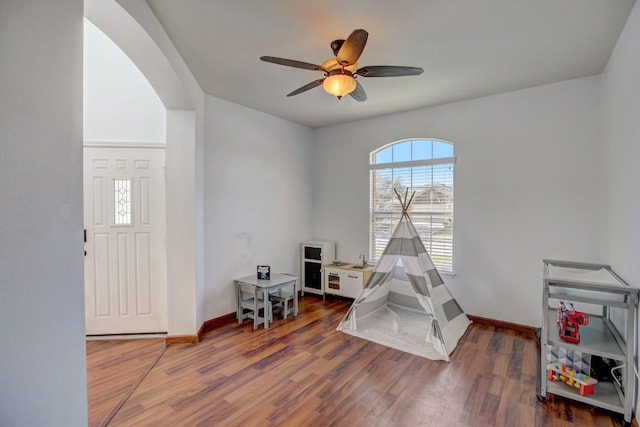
145;0;635;128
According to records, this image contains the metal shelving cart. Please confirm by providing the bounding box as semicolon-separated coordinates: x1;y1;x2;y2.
538;259;638;425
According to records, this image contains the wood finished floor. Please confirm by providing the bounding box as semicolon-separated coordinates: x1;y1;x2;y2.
87;337;167;426
87;296;635;427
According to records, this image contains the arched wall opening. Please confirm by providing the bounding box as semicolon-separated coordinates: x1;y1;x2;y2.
84;0;201;337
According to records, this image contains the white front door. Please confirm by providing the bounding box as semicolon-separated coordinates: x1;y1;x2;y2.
84;146;167;335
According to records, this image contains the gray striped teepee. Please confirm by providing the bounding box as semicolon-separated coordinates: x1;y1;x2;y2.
337;189;471;361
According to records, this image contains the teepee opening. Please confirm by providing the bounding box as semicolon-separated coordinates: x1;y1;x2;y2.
337;188;471;361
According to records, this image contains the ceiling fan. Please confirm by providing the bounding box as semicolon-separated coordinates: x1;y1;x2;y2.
260;29;424;101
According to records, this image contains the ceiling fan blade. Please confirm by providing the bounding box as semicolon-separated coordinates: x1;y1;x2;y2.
286;79;325;97
336;29;368;65
356;66;424;77
349;80;367;102
260;56;325;71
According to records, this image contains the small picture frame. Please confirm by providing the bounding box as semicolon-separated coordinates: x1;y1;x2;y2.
257;265;271;280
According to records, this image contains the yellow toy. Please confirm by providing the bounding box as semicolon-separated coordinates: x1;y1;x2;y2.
547;363;597;396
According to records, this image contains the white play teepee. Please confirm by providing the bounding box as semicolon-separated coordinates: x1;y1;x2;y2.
337;189;471;361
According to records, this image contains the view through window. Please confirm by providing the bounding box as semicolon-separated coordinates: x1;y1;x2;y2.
370;139;455;272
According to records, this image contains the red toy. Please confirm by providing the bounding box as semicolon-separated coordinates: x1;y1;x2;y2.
557;301;589;344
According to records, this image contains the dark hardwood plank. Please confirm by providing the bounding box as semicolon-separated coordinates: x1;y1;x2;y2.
86;296;636;427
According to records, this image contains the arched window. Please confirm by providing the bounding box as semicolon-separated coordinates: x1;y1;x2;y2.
369;138;455;272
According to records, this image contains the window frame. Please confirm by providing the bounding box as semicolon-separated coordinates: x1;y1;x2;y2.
369;138;455;273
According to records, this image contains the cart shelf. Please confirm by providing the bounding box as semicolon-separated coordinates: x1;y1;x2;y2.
538;259;638;425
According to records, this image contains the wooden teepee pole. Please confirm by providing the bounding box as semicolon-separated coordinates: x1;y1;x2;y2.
393;188;416;219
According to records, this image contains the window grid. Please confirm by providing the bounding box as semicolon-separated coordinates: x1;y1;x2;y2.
370;139;454;272
114;178;132;225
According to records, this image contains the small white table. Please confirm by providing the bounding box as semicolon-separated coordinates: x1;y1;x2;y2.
235;273;298;329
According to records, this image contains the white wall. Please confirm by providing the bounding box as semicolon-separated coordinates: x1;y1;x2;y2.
0;1;87;425
166;109;199;335
203;95;314;318
313;76;604;327
83;18;166;143
602;1;640;288
601;3;640;420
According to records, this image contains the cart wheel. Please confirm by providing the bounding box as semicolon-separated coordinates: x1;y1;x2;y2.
536;395;546;402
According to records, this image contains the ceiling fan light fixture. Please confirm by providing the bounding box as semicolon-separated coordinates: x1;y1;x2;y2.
323;73;356;99
260;28;423;101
